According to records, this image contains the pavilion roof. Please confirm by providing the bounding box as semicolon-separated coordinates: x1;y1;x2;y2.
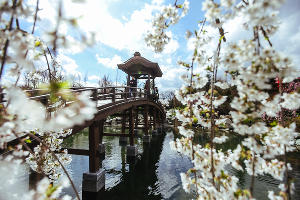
117;52;162;78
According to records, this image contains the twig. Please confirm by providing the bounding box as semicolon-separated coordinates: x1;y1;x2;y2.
199;18;207;34
11;131;34;155
190;60;194;89
216;18;226;42
209;29;223;188
249;153;256;196
32;0;40;34
278;77;291;200
260;26;273;47
284;145;291;200
253;26;260;55
44;51;52;82
0;0;18;82
53;0;62;55
191;138;199;196
242;0;249;6
16;18;20;29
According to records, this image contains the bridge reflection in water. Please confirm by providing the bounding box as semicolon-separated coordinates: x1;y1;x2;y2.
59;128;300;200
60;127;193;200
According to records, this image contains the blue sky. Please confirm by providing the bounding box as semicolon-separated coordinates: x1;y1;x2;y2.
15;0;300;92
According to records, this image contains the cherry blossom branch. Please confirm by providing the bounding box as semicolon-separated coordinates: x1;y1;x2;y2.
0;0;18;82
28;133;80;200
260;26;273;47
279;76;291;200
11;131;34;155
44;51;52;82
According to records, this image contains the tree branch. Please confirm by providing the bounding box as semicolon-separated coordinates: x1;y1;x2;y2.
28;133;80;200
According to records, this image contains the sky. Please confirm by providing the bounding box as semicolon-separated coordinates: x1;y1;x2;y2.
17;0;300;92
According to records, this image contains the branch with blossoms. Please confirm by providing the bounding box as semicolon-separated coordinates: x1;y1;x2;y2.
145;0;189;53
146;0;247;199
147;0;300;199
0;0;97;199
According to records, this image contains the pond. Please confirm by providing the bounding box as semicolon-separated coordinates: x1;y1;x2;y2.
2;127;298;199
60;127;300;200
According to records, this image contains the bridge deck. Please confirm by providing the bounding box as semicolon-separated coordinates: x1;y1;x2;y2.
1;86;165;147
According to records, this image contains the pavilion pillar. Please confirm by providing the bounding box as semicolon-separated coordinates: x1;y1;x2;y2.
127;107;137;158
126;74;130;98
147;74;150;99
82;121;105;192
152;77;155;96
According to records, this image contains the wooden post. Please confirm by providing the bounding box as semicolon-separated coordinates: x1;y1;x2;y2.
92;88;98;102
121;111;126;134
89;121;100;173
98;119;105;157
153;109;157;130
144;105;149;135
99;120;104;144
129;107;134;146
157;110;161;127
119;111;128;144
152;78;155;96
135;107;139;129
112;87;115;103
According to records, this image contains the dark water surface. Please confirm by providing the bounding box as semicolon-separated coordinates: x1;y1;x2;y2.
61;127;300;200
62;128;193;199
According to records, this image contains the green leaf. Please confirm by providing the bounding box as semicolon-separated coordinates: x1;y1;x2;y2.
192;116;198;124
193;49;197;57
205;143;210;149
69;18;78;27
46;185;59;197
270;121;277;127
177;4;183;8
35;41;41;47
219;35;225;42
194;30;198;37
25;139;32;143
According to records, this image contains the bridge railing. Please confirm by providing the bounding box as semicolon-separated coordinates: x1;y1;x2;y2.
0;86;158;110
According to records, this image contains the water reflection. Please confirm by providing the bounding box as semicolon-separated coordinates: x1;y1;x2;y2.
62;128;193;199
61;128;300;200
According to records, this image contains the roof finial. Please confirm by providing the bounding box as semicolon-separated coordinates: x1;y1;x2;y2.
134;52;141;57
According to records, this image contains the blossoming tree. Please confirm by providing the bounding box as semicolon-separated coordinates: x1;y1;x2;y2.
146;0;300;199
0;0;96;199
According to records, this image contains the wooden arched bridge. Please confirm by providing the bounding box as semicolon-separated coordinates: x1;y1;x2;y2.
3;52;166;193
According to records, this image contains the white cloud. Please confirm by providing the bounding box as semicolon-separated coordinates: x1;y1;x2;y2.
88;75;100;81
166;58;172;64
155;64;187;91
96;54;122;69
58;0;162;52
164;38;179;54
272;11;300;70
56;53;82;78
